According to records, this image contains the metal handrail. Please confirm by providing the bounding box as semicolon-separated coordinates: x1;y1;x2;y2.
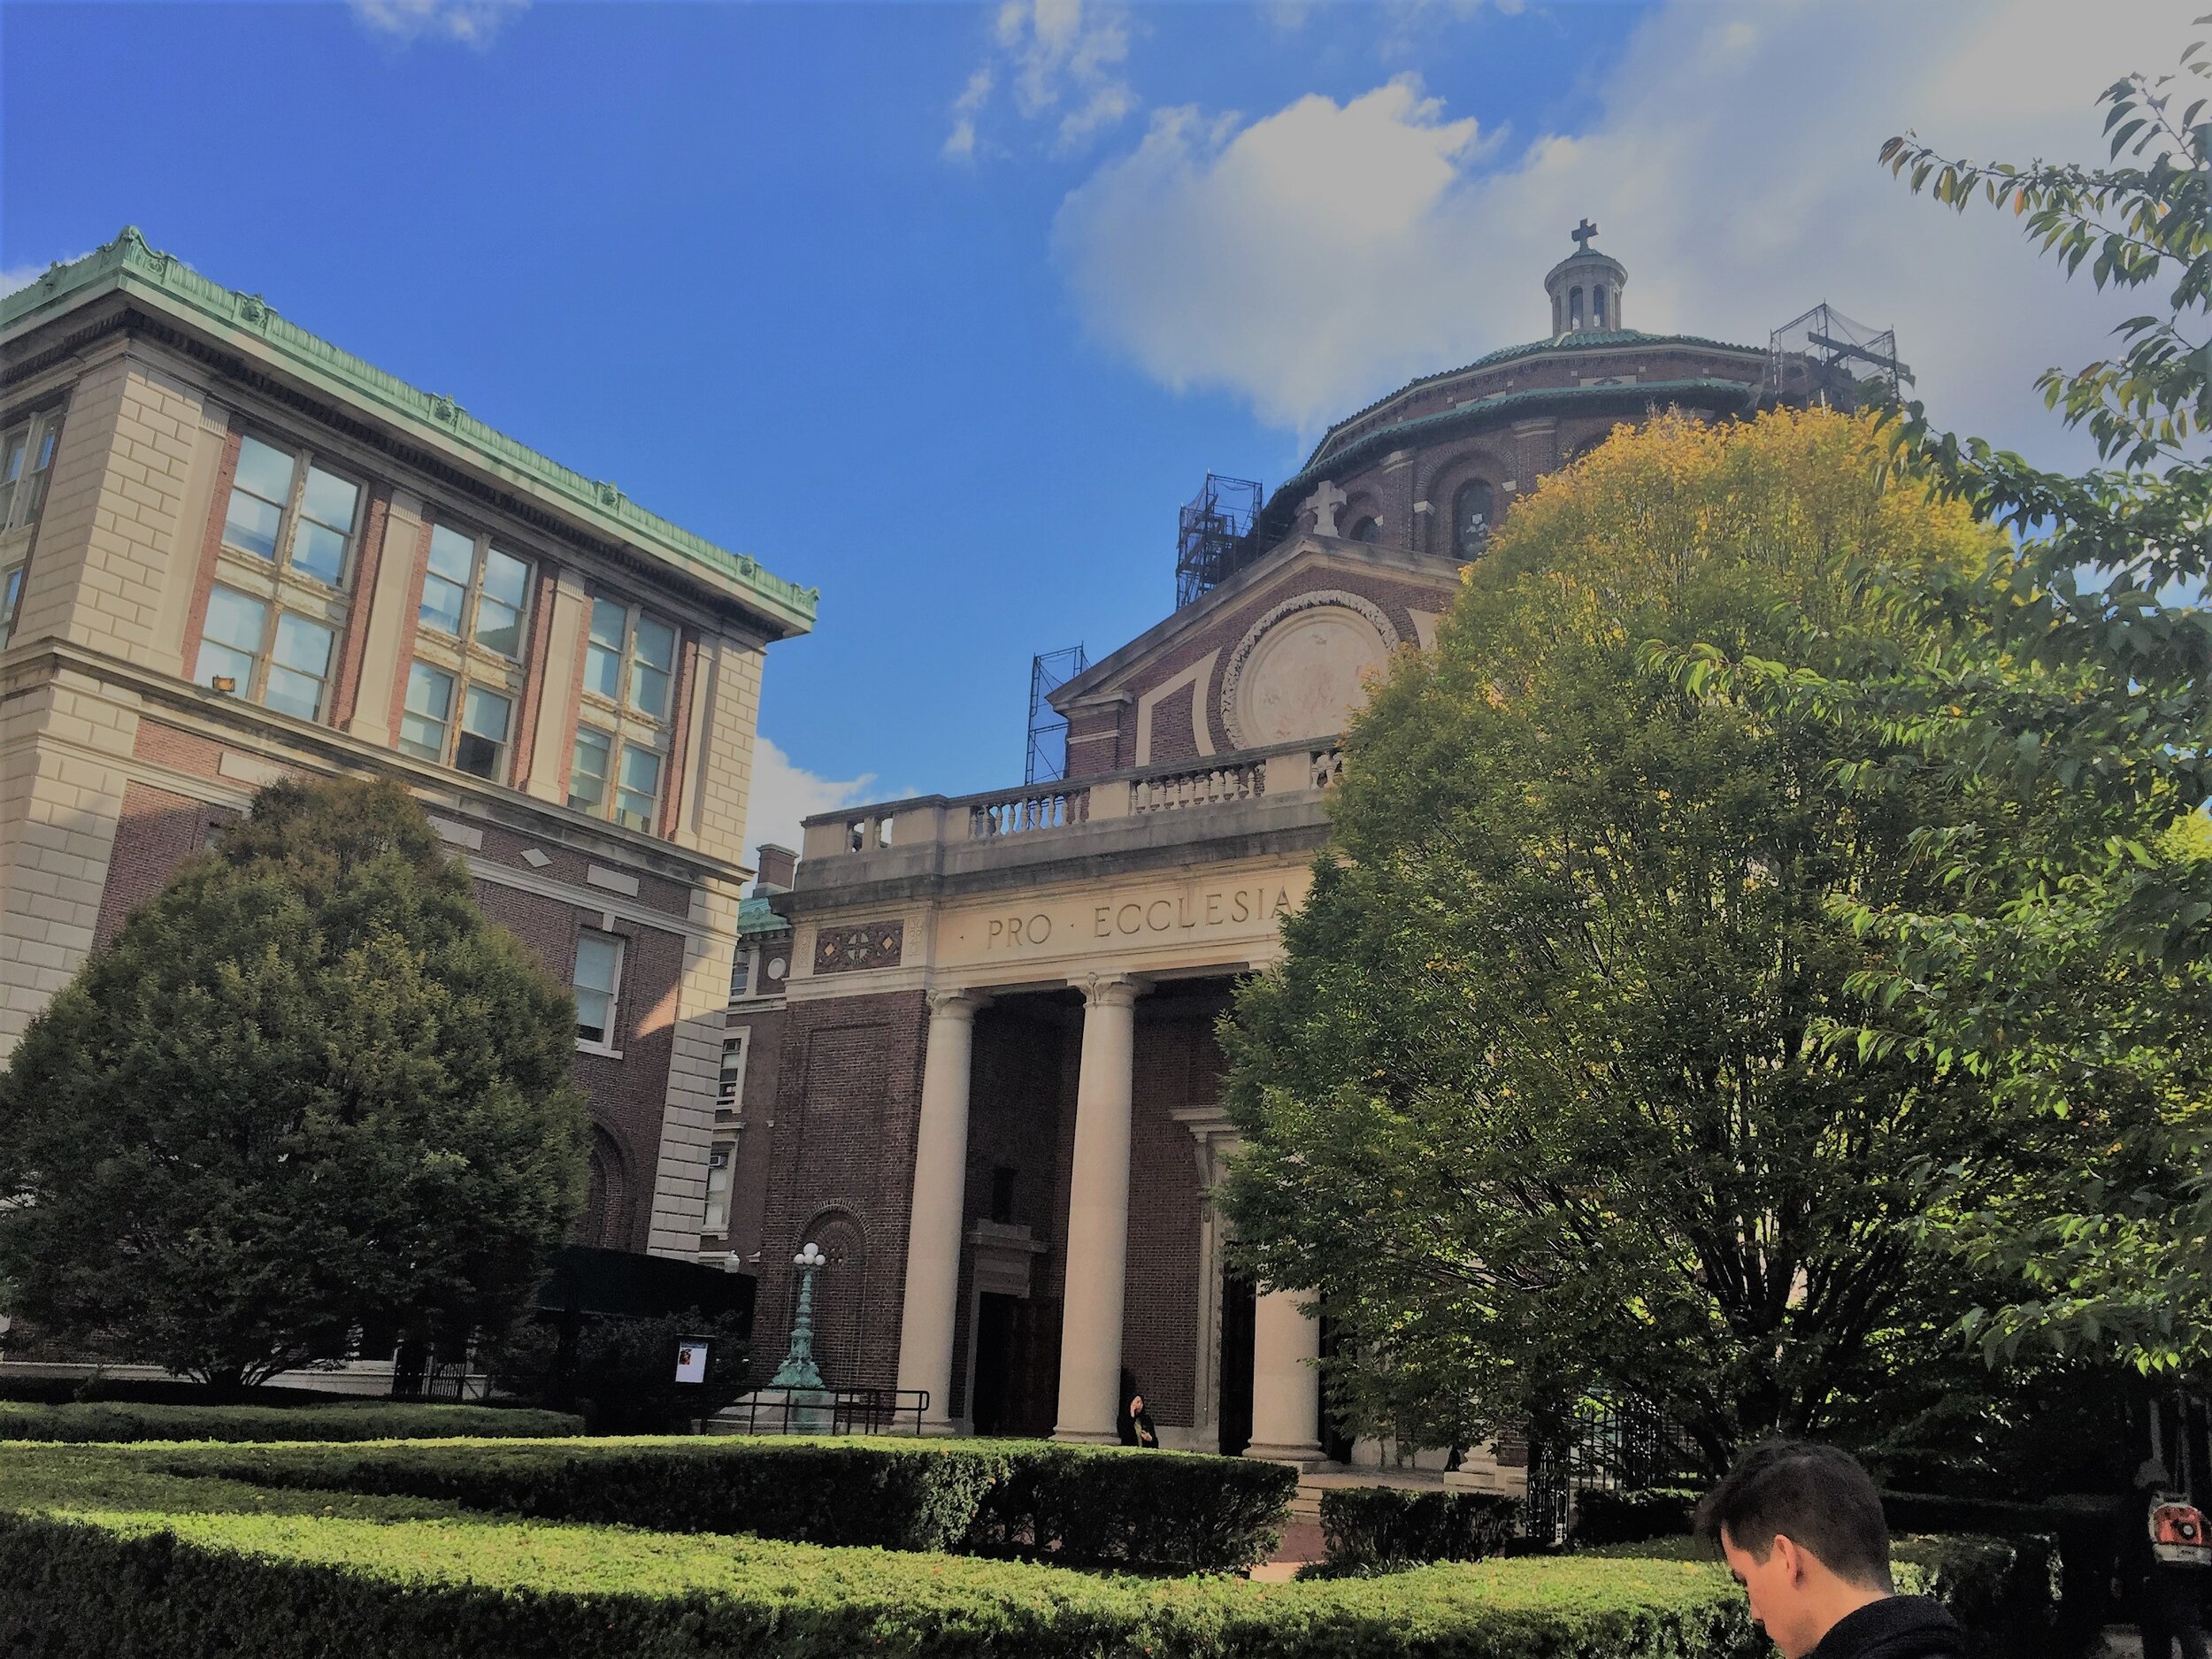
711;1386;932;1437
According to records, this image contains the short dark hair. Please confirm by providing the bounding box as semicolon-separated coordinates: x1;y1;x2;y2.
1696;1440;1893;1591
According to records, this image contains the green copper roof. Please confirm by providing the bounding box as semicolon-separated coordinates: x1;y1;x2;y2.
2;227;816;637
1303;327;1764;473
737;895;787;936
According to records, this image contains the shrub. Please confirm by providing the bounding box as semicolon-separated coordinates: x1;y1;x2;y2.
161;1435;1294;1574
1575;1486;1701;1546
0;1400;581;1443
1307;1486;1524;1577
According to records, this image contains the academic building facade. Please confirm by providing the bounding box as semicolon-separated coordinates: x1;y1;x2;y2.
742;235;1869;1469
0;228;814;1298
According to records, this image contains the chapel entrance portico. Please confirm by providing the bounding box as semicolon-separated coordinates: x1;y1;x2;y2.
882;957;1324;1463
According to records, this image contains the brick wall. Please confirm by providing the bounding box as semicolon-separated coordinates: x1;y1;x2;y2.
91;781;229;949
755;987;930;1389
471;879;687;1254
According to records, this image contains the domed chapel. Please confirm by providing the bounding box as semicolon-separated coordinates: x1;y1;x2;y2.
720;227;1901;1477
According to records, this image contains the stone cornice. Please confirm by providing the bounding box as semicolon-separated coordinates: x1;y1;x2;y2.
1;227;817;639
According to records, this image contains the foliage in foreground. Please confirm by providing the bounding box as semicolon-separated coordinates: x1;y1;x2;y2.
1305;1486;1524;1577
0;1439;2062;1659
1671;19;2212;1372
0;1401;581;1444
1222;408;2010;1471
0;778;589;1388
162;1433;1295;1574
488;1310;750;1433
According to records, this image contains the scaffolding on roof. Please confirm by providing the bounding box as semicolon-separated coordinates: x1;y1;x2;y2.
1024;644;1089;785
1767;303;1914;407
1175;473;1264;610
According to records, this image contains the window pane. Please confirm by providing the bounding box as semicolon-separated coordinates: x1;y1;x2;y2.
455;686;511;780
203;586;267;654
300;465;357;534
631;617;676;714
585;598;625;699
290;520;347;586
574;933;621;995
634;615;676;673
574;987;611;1046
234;435;295;504
474;549;528;657
195;640;257;692
568;726;612;811
420;526;472;634
264;614;334;720
223;488;283;559
614;745;662;832
0;565;22;649
400;662;453;761
1;435;23;484
481;549;528;609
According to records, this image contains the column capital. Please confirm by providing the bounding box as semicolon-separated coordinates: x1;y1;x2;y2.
1079;972;1148;1011
926;987;991;1021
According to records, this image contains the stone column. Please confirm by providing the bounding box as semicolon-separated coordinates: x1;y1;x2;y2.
895;988;987;1432
1053;973;1145;1443
1246;1287;1325;1467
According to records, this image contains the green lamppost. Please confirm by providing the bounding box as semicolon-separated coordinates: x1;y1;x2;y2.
769;1240;828;1392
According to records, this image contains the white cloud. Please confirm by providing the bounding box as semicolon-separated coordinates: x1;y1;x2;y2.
944;0;1138;160
1;253;88;299
349;0;526;48
742;735;878;871
1052;0;2186;465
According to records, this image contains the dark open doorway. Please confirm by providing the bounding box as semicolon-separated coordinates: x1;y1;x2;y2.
971;1293;1059;1438
1218;1272;1256;1455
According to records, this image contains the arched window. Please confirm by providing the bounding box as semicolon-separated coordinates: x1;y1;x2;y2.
1348;515;1381;544
1592;286;1607;327
583;1129;626;1248
803;1211;868;1388
1569;286;1583;327
1452;481;1494;559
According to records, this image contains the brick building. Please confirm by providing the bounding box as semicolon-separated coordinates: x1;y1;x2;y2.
0;229;815;1332
744;232;1868;1471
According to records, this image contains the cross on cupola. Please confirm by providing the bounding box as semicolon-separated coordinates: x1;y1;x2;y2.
1542;221;1626;334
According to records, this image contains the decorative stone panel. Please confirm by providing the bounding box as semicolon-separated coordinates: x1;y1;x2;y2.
813;918;904;975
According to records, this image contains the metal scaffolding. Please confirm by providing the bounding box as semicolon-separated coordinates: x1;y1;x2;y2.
1024;644;1089;785
1767;303;1913;408
1174;473;1263;610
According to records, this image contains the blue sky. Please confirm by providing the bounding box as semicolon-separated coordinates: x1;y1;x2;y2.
1;0;2184;863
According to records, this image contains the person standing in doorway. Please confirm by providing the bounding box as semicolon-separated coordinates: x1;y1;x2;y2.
1119;1392;1159;1448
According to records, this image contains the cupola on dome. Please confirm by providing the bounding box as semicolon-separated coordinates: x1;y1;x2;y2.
1543;218;1627;336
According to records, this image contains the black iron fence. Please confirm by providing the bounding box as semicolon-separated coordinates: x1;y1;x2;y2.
711;1387;932;1437
1524;1398;1700;1547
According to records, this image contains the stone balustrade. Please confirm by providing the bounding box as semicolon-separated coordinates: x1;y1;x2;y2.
799;739;1344;862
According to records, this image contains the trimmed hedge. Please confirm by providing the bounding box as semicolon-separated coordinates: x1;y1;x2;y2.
161;1435;1298;1574
1574;1486;1701;1547
0;1401;582;1443
1308;1486;1525;1577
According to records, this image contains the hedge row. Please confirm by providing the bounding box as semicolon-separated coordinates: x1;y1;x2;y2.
1310;1486;1525;1576
1574;1486;1702;1547
0;1400;582;1443
0;1507;1770;1659
160;1435;1298;1574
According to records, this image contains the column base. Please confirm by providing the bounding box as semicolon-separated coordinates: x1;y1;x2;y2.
913;1416;964;1437
1052;1426;1124;1446
1243;1440;1328;1471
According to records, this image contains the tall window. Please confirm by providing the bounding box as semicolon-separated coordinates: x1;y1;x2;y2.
573;931;624;1050
405;514;535;785
718;1032;748;1105
398;660;513;780
1568;286;1584;328
0;410;62;532
0;558;25;651
194;584;337;719
573;592;680;834
224;434;362;588
1452;481;1494;560
703;1144;733;1235
1592;286;1608;327
196;429;363;726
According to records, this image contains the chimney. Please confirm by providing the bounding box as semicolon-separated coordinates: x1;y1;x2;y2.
754;843;797;893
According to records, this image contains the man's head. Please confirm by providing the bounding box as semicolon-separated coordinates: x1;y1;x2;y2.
1696;1441;1893;1658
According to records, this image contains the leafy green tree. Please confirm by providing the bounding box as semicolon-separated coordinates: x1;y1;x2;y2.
0;778;588;1390
1672;24;2212;1374
1220;410;2011;1473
